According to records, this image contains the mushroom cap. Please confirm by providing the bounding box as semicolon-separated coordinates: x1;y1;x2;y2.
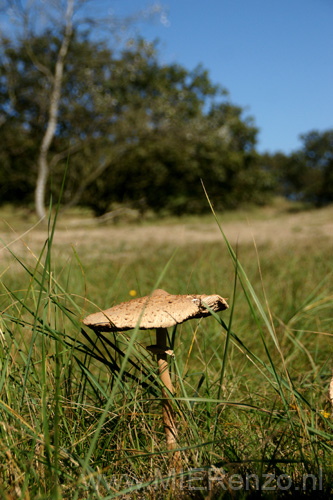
83;288;228;332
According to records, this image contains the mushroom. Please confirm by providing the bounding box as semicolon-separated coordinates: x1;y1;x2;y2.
83;289;228;452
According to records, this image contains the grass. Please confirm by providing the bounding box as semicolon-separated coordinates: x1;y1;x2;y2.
0;200;332;499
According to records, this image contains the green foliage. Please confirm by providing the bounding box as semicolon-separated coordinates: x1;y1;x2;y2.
0;29;274;215
1;25;333;214
0;120;37;203
262;130;333;206
295;130;333;205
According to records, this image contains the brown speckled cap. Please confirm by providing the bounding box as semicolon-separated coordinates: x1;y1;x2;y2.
83;288;228;332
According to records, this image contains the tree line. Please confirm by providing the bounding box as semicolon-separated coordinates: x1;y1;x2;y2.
1;22;332;217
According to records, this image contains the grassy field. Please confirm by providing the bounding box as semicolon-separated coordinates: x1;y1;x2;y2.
0;201;332;499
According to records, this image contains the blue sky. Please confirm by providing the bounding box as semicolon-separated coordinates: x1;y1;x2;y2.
2;0;332;154
110;0;333;154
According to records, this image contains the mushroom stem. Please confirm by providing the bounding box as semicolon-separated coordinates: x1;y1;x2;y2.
155;327;178;450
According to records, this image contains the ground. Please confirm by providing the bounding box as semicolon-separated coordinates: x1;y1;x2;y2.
1;204;333;260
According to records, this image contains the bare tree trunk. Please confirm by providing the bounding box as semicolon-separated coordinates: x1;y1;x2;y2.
34;0;74;220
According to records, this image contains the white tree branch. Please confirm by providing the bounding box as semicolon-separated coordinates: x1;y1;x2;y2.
35;0;74;220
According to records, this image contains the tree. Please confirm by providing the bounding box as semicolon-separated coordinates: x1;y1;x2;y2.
0;0;75;219
272;130;333;205
80;88;270;215
0;120;37;203
1;14;270;215
298;130;333;205
259;151;289;197
0;0;163;219
35;0;74;220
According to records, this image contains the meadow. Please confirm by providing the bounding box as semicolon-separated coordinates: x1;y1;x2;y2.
0;200;332;499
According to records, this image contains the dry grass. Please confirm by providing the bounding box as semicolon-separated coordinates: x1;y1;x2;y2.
1;203;333;259
0;203;332;499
